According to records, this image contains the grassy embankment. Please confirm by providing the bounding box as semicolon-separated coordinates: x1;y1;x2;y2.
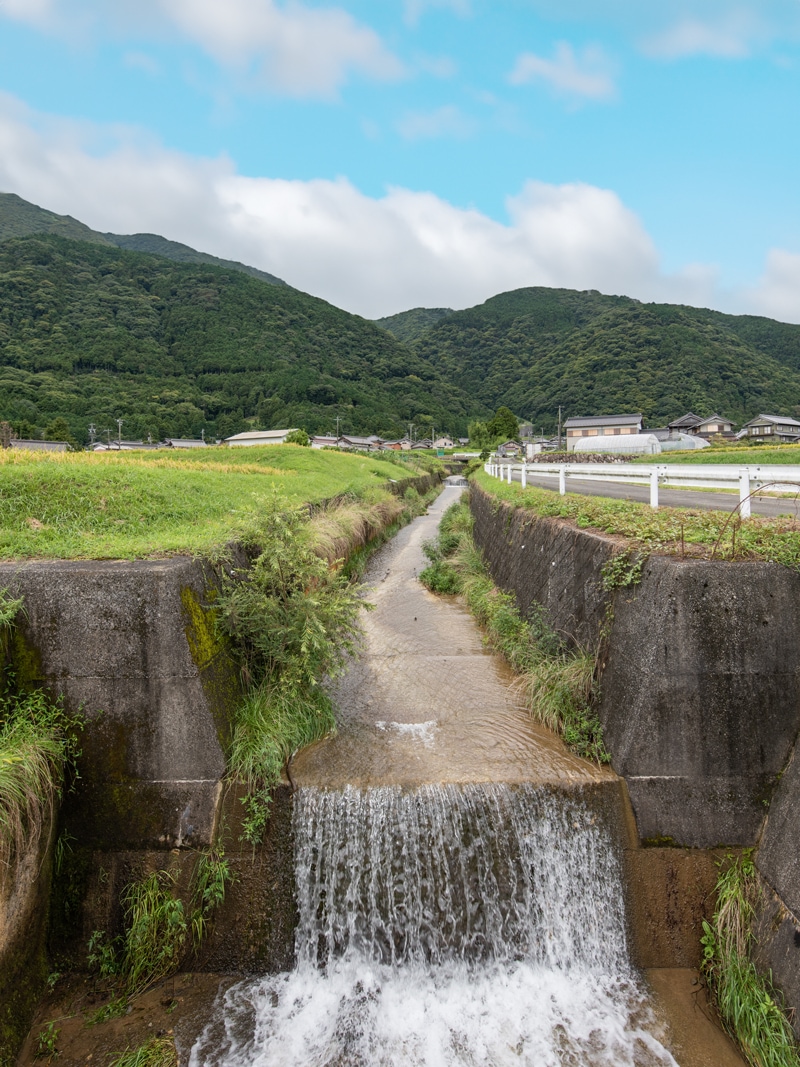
631;443;800;464
0;445;432;560
474;469;800;568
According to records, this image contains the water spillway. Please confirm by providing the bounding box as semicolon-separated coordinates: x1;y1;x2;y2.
188;487;700;1065
192;783;676;1066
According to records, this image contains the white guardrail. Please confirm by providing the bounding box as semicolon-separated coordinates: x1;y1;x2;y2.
484;461;800;518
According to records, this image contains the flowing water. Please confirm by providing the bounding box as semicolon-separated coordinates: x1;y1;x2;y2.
190;488;679;1066
191;783;677;1067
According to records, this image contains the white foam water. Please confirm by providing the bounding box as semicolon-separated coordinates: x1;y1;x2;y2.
190;784;677;1067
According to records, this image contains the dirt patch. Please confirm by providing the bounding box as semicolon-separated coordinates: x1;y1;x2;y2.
16;974;237;1067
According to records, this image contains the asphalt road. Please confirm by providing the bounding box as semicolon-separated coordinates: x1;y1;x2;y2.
503;469;800;520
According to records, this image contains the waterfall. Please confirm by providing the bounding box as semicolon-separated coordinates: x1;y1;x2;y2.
191;784;677;1067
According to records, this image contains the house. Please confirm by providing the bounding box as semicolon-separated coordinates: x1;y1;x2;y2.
433;436;454;449
380;440;405;451
740;415;800;444
563;414;642;451
164;437;207;449
225;429;299;447
497;440;522;457
666;413;735;439
93;440;160;451
339;434;384;452
11;439;68;452
311;435;340;449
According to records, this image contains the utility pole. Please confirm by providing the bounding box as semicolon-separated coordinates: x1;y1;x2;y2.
557;406;562;451
335;415;341;443
88;423;96;448
116;418;123;449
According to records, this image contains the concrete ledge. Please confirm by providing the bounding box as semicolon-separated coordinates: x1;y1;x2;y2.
624;776;774;849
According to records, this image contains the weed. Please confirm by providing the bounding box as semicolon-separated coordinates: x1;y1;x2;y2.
108;1036;177;1067
189;844;233;947
217;495;365;840
601;551;645;591
701;852;799;1067
34;1022;59;1060
119;870;188;998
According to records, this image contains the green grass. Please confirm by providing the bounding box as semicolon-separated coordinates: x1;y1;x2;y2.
0;446;431;560
474;469;800;570
701;853;799;1067
420;500;606;763
632;444;800;465
109;1036;177;1067
1;591;81;874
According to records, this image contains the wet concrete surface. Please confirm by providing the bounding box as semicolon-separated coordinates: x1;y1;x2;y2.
646;970;746;1067
292;485;612;790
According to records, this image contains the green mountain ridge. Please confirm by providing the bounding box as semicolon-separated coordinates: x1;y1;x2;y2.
401;288;800;432
0;232;472;442
5;192;800;444
373;306;454;344
0;192;288;288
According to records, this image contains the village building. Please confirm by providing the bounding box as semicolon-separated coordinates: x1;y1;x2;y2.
739;414;800;444
225;429;299;447
563;413;643;451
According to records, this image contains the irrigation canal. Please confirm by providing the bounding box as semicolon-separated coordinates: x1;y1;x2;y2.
187;485;744;1067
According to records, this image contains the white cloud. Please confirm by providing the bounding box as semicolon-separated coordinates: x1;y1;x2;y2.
744;249;800;321
641;11;762;59
509;42;616;102
0;94;795;322
396;104;475;140
0;0;404;98
0;0;55;23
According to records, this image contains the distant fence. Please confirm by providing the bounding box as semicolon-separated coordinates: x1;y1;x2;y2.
485;460;800;518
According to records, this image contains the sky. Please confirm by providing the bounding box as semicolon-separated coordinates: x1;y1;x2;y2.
0;0;799;322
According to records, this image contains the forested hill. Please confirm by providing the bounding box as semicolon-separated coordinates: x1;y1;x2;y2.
0;234;473;442
374;307;454;344
400;287;800;432
0;193;287;287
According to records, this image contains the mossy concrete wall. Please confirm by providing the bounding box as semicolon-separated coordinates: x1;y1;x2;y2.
470;483;800;1021
0;557;238;852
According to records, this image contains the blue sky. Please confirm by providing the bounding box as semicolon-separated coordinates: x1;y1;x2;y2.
0;0;799;321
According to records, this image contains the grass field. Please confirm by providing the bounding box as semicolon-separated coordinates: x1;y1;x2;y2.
474;469;800;569
0;446;430;560
631;443;800;464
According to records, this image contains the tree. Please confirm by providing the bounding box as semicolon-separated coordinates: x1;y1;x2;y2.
285;428;310;446
467;420;492;450
487;406;519;441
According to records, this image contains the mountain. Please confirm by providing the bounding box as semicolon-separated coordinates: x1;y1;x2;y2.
104;233;287;287
0;233;473;442
402;288;800;432
0;192;114;247
373;307;453;344
0;193;287;288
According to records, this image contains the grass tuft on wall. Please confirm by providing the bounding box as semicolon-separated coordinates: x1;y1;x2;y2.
701;852;800;1067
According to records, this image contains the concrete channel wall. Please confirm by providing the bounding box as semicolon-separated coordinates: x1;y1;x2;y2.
470;482;800;1031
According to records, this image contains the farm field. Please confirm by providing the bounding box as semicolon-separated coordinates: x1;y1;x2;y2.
0;446;430;560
